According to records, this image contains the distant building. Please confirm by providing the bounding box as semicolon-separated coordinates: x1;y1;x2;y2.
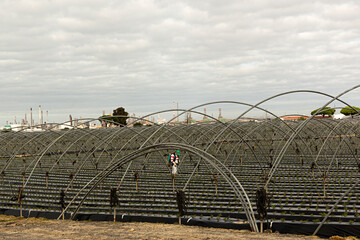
156;115;167;125
280;116;309;121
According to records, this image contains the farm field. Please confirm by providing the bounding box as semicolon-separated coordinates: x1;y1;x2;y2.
1;116;360;238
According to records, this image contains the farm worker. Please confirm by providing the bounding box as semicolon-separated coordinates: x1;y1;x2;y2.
175;150;180;164
169;150;180;176
167;153;171;165
169;151;180;192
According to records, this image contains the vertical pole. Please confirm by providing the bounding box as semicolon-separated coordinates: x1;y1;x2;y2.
46;172;49;188
114;208;116;222
18;187;23;218
172;175;175;193
60;190;65;220
30;108;33;129
261;220;263;233
39;105;42;126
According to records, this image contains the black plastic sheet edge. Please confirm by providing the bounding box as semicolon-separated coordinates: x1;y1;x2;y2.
1;209;359;238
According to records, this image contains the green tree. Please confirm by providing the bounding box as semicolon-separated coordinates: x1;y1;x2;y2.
112;107;129;126
340;106;360;116
133;122;143;127
311;107;335;117
100;107;129;127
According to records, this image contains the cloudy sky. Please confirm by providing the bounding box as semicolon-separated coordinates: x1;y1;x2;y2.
1;0;359;125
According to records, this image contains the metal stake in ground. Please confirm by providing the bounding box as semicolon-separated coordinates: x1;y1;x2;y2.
110;188;119;222
60;190;65;220
256;187;269;233
133;172;139;191
176;190;186;225
21;171;25;186
17;187;25;217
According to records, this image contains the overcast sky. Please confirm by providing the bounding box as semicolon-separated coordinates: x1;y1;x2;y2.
1;0;359;125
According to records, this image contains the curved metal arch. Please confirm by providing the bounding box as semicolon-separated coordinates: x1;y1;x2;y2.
315;118;360;174
138;100;312;149
136;101;318;174
261;117;358;197
0;119;105;176
277;114;359;175
1;86;360;237
47;127;108;174
45;128;109;174
151;100;346;177
307;108;360;168
20;122;121;189
59;142;259;232
61;119;154;192
17;116;163;193
221;119;297;172
0;130;63;174
63;115;200;192
265;85;360;188
147;109;270;174
110;108;270;178
101;115;228;182
199;90;357;157
153;112;261;164
313;177;360;235
126;102;319;182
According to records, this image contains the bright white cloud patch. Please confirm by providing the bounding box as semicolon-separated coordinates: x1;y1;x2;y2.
0;0;359;124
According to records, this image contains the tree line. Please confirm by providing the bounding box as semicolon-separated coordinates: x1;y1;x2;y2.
311;106;360;117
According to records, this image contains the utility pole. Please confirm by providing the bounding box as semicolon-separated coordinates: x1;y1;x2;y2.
30;108;33;128
39;105;42;126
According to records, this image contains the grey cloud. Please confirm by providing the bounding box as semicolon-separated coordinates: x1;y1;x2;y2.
0;0;359;124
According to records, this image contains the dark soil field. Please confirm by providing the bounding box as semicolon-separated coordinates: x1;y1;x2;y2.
0;215;342;240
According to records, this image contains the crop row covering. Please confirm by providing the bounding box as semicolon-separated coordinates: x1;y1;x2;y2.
0;115;360;236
